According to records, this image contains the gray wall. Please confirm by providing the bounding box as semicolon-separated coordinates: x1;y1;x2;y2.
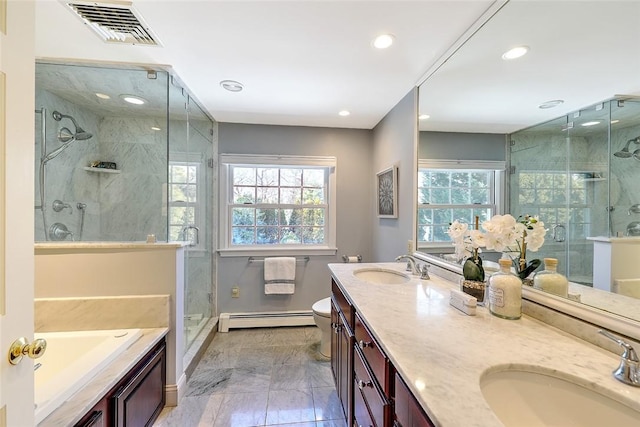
419;131;506;161
217;123;373;313
371;89;418;261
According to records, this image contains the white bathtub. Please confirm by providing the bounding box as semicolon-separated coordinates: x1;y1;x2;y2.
34;328;143;424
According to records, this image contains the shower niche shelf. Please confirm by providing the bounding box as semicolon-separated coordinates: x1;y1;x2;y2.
83;166;121;174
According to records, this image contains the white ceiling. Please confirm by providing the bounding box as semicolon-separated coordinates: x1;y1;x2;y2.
34;1;640;133
35;0;495;129
419;0;640;134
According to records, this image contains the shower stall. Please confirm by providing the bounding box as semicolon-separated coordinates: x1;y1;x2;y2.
34;62;217;353
508;97;640;286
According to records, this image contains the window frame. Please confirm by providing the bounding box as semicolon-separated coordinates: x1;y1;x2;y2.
417;159;506;249
168;154;206;252
218;154;337;257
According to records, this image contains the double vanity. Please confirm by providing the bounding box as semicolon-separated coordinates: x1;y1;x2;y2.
328;262;640;426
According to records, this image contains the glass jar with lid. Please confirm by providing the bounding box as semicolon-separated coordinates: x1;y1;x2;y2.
488;258;522;320
533;258;568;298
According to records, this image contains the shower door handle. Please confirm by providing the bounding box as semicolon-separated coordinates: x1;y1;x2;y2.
552;224;566;242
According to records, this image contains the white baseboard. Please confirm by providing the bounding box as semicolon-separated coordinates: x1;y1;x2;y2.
164;373;187;407
218;310;315;332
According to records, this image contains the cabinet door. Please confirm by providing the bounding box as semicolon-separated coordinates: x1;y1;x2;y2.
338;312;353;424
331;298;340;383
113;343;166;427
394;373;435;427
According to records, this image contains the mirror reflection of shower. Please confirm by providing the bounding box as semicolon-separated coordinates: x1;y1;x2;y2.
36;108;94;240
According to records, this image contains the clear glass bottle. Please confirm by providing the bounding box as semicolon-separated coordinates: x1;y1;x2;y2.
533;258;568;298
488;258;522;320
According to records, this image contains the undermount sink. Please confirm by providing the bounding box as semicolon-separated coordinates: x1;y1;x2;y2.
480;367;640;427
353;268;410;284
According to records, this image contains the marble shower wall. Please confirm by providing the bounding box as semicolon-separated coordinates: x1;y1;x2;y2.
98;115;169;241
35;89;102;241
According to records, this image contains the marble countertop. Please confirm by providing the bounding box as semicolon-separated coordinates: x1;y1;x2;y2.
329;262;640;426
39;327;168;427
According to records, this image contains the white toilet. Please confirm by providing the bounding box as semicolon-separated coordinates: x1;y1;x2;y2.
312;297;332;357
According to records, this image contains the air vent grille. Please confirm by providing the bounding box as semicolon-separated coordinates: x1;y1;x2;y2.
65;1;161;46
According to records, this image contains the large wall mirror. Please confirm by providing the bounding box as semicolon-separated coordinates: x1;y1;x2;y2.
416;1;640;325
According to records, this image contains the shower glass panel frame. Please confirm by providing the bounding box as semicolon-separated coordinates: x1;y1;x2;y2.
168;78;216;352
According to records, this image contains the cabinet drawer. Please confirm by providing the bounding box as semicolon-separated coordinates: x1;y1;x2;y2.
354;379;376;427
332;279;353;330
354;347;391;427
355;312;389;393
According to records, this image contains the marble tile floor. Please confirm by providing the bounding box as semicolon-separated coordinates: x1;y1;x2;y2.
154;326;347;427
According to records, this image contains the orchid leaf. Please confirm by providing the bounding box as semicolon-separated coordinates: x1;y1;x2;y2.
463;257;485;281
518;259;542;280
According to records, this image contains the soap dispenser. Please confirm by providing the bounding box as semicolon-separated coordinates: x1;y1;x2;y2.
488;258;522;320
533;258;568;298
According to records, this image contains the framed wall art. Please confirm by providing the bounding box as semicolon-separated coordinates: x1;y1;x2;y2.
376;165;398;218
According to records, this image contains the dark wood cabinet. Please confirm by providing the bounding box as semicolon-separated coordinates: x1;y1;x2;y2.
332;277;437;427
331;279;353;425
394;373;435;427
74;339;166;427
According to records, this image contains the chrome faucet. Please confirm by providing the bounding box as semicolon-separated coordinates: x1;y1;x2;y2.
599;329;640;387
396;254;417;273
395;255;430;279
52;199;72;214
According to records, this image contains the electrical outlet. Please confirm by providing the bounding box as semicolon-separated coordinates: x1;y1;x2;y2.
231;286;240;298
407;240;414;253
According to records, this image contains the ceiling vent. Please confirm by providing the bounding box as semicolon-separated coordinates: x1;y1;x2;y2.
63;1;161;46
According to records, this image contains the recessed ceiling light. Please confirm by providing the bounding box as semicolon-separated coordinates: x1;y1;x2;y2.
338;110;350;117
151;126;161;131
95;93;110;100
611;120;620;124
418;114;430;120
119;94;146;105
581;121;601;127
373;34;395;49
220;80;244;92
538;99;564;109
502;46;529;60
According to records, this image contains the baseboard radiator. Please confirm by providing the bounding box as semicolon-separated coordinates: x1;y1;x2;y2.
218;310;315;332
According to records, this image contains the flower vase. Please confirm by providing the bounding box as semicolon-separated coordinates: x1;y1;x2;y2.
460;277;487;306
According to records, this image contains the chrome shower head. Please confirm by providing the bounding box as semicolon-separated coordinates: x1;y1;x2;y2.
52;110;93;141
614;138;638;158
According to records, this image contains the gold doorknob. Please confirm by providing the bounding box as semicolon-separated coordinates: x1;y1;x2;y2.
8;337;47;365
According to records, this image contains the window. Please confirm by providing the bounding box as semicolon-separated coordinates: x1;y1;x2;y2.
517;171;590;239
220;154;337;255
168;157;204;250
417;160;505;247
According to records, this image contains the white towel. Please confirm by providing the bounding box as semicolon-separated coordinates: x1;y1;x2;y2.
264;257;296;294
613;279;640;299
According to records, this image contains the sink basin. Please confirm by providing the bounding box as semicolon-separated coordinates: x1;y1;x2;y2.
353;268;410;284
480;368;640;427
